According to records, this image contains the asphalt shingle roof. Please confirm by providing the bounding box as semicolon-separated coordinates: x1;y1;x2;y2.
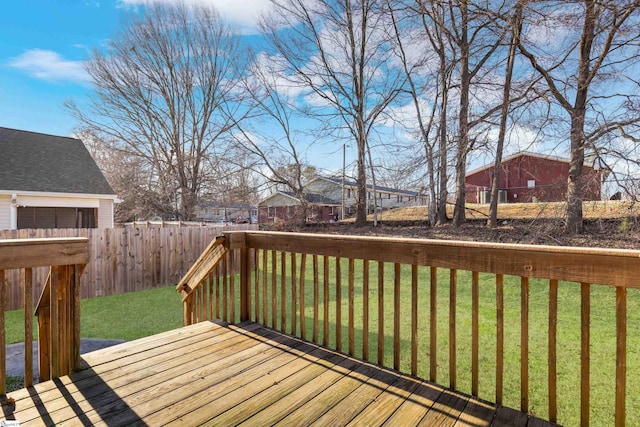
283;191;340;205
322;176;420;197
0;127;115;195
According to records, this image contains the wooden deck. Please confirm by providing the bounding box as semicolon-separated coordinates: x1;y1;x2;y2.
2;321;554;426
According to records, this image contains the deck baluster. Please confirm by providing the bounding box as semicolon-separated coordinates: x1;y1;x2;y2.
549;279;558;423
362;260;370;360
616;285;626;427
377;261;384;365
471;271;479;396
174;231;640;427
430;266;437;382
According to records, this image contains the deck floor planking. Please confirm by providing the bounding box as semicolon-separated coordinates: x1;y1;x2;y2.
2;321;556;426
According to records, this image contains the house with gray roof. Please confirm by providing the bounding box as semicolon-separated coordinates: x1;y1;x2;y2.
0;127;118;229
258;176;427;224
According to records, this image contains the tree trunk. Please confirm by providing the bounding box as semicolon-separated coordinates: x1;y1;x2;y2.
488;2;522;228
355;132;368;226
565;0;595;234
452;147;468;227
436;53;450;225
452;0;469;227
566;112;586;233
427;145;438;225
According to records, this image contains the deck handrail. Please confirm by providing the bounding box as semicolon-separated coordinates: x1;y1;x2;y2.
176;236;228;325
181;230;638;427
0;237;88;390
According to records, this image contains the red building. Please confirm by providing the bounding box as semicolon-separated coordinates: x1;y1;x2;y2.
465;152;601;203
257;191;340;224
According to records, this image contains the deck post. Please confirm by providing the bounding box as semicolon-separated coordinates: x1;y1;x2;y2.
224;231;250;322
72;264;82;372
240;246;250;321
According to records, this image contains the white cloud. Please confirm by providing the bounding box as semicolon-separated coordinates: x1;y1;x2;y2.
117;0;272;33
523;4;578;50
8;49;90;84
483;124;541;154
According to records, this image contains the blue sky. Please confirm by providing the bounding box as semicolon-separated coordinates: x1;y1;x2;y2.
0;0;356;173
1;1;118;136
0;0;271;136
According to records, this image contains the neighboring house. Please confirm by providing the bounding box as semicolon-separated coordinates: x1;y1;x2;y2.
195;202;257;223
465;151;601;204
0;127;118;229
258;176;427;224
258;191;340;224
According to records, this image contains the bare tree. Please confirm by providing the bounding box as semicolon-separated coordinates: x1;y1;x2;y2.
446;0;512;226
389;0;457;226
518;0;640;233
203;149;261;206
66;3;247;220
231;52;319;223
424;1;457;226
260;0;404;226
487;1;524;228
77;127;167;221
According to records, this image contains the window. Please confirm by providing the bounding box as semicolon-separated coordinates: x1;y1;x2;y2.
268;206;275;218
288;206;296;217
17;207;96;229
328;206;334;215
347;188;352;198
528;180;536;188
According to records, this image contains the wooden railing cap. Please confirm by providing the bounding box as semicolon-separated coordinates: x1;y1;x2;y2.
224;230;640;258
0;237;89;270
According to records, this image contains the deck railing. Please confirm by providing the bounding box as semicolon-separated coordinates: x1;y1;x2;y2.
178;230;639;426
0;237;88;391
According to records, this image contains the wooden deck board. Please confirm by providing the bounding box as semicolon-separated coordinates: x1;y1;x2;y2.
2;321;555;427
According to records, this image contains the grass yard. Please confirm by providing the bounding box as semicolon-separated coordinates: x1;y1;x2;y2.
3;285;184;393
4;285;184;345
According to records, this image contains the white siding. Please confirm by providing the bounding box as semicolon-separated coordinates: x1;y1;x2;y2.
260;193;299;207
17;195;99;208
305;179;343;202
98;199;114;229
0;196;11;230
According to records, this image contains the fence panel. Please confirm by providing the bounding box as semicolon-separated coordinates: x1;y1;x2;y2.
0;224;256;310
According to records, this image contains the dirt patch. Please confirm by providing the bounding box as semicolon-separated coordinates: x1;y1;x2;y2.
264;216;640;249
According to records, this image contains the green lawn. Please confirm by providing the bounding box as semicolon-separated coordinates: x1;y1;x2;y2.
4;285;184;344
4;285;184;393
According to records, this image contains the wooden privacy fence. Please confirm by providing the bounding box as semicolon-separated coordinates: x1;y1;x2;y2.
0;237;88;391
0;225;256;310
179;231;640;427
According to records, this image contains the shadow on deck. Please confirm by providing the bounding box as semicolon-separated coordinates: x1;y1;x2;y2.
2;321;555;426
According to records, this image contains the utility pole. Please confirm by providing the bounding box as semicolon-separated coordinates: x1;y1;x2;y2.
342;143;346;220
